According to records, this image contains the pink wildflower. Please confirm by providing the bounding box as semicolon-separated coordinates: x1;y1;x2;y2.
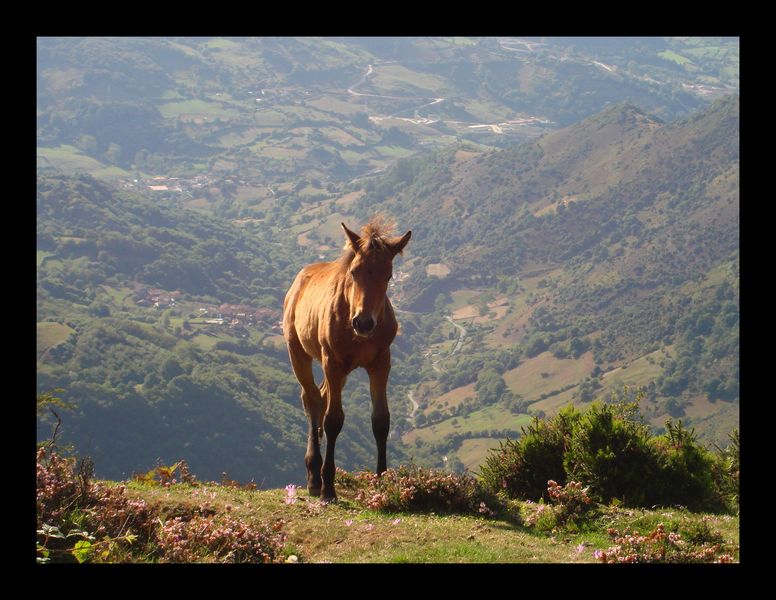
345;519;353;526
284;484;299;505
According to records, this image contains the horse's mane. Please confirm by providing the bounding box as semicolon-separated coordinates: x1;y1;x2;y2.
338;216;397;265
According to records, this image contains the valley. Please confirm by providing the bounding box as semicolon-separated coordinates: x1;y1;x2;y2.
37;36;739;485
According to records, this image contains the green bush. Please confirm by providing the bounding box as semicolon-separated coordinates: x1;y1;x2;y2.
479;391;738;513
478;406;579;501
711;428;739;512
648;420;728;513
564;400;657;507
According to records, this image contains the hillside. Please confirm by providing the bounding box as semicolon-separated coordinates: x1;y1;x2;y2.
347;95;739;467
36;175;414;485
36;442;740;564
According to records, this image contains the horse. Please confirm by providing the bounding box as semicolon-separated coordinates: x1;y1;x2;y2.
282;218;411;502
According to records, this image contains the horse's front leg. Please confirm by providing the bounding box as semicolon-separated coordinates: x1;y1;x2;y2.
320;355;347;502
366;349;391;476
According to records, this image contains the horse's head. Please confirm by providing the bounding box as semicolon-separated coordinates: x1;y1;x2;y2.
341;222;411;337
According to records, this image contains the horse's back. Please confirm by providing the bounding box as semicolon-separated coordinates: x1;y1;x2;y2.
283;261;341;359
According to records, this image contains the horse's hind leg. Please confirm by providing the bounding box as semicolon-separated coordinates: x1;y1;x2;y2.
287;337;323;496
320;355;347;502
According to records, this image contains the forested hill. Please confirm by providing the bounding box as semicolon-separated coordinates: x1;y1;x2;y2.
37;175;299;306
363;95;738;285
352;95;739;441
37;176;315;486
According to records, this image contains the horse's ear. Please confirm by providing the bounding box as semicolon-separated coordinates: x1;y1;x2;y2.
388;230;412;257
341;223;362;252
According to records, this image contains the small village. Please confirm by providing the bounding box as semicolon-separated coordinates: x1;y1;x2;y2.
132;284;283;336
119;174;221;197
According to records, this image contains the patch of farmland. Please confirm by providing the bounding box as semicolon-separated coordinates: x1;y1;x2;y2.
503;351;595;403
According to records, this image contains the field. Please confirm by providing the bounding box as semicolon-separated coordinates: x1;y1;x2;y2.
37;145;130;179
403;405;532;445
423;383;477;416
503;351;596;403
37;322;75;356
157;99;242;120
599;346;671;391
457;437;504;473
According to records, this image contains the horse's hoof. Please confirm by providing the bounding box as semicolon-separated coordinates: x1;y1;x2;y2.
320;495;338;505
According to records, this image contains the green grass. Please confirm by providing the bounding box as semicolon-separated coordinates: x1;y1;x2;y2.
37;322;75;354
157;99;241;120
599;347;667;392
106;477;738;563
658;50;694;67
37;145;130;179
374;145;416;158
37;250;53;267
406;406;533;445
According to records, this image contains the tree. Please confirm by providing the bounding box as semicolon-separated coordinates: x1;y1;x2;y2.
161;357;184;381
105;142;122;165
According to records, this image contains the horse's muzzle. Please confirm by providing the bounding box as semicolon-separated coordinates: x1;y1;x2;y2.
352;314;376;337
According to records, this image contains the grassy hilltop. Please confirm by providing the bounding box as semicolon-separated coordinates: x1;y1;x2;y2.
37;458;740;564
38;396;739;564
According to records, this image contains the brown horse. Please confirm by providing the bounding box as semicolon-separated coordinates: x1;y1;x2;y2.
282;218;411;501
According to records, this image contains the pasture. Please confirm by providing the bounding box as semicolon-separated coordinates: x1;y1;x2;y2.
37;322;75;356
157;99;241;120
457;437;504;472
402;405;532;445
37;145;129;179
368;64;449;97
503;351;596;403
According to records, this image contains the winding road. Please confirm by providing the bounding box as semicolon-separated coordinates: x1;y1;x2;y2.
347;63;549;135
405;314;468;423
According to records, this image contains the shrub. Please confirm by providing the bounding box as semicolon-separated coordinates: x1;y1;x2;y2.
351;464;497;516
648;420;727;512
37;446;286;563
564;400;657;506
157;515;287;563
596;523;736;563
479;406;579;501
479;393;739;514
711;428;739;512
522;480;598;532
37;446;161;562
546;479;597;526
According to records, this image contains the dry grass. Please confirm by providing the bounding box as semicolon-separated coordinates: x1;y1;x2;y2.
37;322;75;355
503;351;595;403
